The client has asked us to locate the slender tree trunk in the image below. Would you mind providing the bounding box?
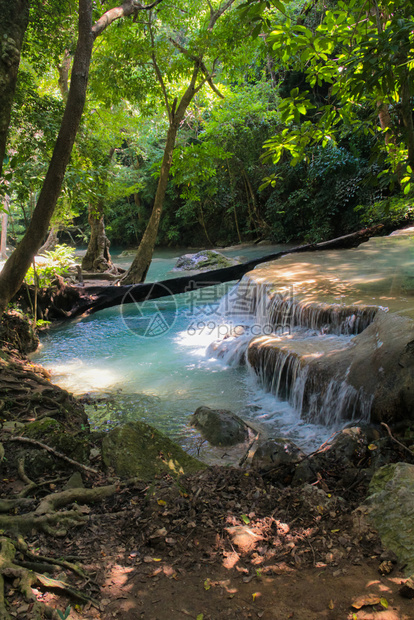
[121,64,202,284]
[0,0,30,179]
[0,0,94,314]
[82,147,115,272]
[38,226,59,255]
[0,207,9,260]
[121,121,180,283]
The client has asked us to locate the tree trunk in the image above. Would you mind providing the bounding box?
[0,0,30,178]
[38,226,59,255]
[81,203,113,272]
[0,0,94,314]
[121,122,180,284]
[82,147,116,272]
[121,64,201,285]
[0,210,8,260]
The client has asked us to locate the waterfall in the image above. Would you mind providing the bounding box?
[208,276,378,427]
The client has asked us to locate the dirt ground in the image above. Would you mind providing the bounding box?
[3,466,413,620]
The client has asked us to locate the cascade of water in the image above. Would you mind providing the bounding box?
[209,276,379,427]
[217,276,379,336]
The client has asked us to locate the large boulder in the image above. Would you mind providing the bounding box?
[101,421,205,479]
[365,462,414,574]
[173,250,240,273]
[190,406,249,446]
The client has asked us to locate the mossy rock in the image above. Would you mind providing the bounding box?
[190,406,249,446]
[173,250,240,272]
[23,417,89,464]
[365,462,414,574]
[101,421,206,480]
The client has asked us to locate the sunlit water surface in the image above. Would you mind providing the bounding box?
[33,244,333,457]
[32,231,414,458]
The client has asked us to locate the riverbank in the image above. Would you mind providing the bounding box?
[1,321,414,619]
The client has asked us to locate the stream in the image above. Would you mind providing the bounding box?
[32,230,414,460]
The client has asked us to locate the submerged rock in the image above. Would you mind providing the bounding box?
[173,250,240,272]
[365,462,414,574]
[101,421,205,479]
[190,406,249,446]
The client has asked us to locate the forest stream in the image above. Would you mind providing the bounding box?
[31,228,414,463]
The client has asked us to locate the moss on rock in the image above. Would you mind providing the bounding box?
[101,421,206,479]
[23,417,89,463]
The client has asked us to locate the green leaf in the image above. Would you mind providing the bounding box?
[380,598,389,609]
[197,615,204,620]
[241,514,250,524]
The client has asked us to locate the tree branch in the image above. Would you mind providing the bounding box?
[169,38,224,99]
[208,0,236,29]
[149,20,171,121]
[92,0,163,38]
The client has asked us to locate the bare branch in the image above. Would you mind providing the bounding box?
[92,0,163,39]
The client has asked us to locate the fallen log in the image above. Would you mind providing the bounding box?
[48,225,383,318]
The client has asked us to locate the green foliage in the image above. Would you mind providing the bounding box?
[241,0,414,191]
[57,604,71,620]
[357,194,414,229]
[264,143,383,242]
[25,245,77,288]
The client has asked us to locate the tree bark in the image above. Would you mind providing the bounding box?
[38,226,59,255]
[121,64,202,284]
[0,0,30,179]
[0,0,94,315]
[81,203,113,272]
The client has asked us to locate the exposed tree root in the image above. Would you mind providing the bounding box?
[0,535,99,619]
[35,484,117,515]
[8,436,99,475]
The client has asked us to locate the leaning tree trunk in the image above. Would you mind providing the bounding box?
[0,0,160,315]
[121,122,180,284]
[0,0,94,315]
[81,202,114,272]
[121,64,201,285]
[0,0,30,179]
